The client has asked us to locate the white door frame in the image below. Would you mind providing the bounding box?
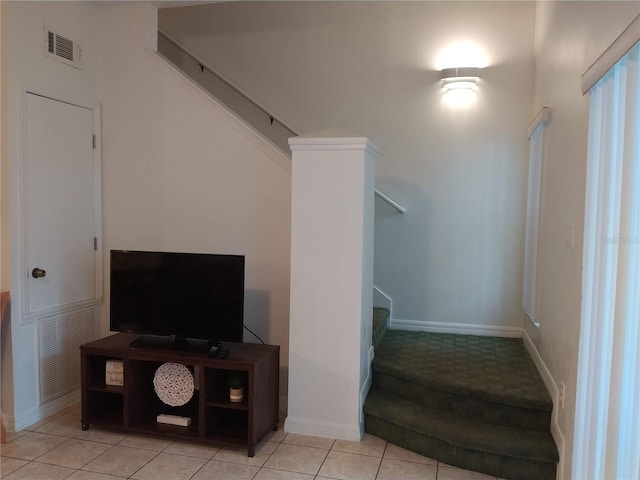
[17,83,102,324]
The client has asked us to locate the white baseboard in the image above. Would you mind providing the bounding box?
[522,330,565,480]
[279,394,289,423]
[284,415,363,441]
[551,421,566,480]
[390,318,523,338]
[13,389,80,431]
[359,345,375,425]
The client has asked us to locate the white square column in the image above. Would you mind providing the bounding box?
[285,129,377,440]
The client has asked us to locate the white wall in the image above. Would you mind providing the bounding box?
[159,1,535,334]
[96,3,292,403]
[4,0,100,429]
[3,0,292,430]
[528,2,640,478]
[158,1,535,333]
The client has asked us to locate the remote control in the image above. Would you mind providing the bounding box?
[208,343,221,357]
[217,347,229,359]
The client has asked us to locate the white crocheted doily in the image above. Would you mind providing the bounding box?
[153,362,195,407]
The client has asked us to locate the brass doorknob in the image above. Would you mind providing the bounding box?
[31,268,47,279]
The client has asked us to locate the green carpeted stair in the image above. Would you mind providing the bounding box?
[372,307,389,349]
[366,309,558,480]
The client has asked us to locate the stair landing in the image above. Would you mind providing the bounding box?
[373,330,552,411]
[365,329,558,480]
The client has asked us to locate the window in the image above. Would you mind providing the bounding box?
[523,108,549,327]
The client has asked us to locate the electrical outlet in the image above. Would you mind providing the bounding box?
[559,382,566,409]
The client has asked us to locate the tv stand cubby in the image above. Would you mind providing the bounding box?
[80,333,280,456]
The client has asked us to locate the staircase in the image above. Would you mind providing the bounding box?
[366,308,558,480]
[157,34,558,477]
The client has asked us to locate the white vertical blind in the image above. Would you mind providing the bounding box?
[573,42,640,480]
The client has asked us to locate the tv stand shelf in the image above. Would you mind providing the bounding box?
[80,333,279,457]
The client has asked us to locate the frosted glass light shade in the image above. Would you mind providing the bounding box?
[440,67,481,107]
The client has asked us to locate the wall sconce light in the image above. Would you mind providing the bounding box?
[440,67,481,106]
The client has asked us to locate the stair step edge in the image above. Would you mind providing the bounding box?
[372,371,552,433]
[364,387,559,464]
[366,415,557,480]
[372,362,553,412]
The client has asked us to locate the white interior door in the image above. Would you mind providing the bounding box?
[25,93,98,315]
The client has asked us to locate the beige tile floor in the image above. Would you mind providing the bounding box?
[1,404,507,480]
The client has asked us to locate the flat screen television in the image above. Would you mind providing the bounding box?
[110,250,245,350]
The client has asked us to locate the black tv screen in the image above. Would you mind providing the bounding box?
[110,250,244,344]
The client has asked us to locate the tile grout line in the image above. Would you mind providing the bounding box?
[307,437,333,477]
[373,441,389,480]
[252,437,286,479]
[251,434,285,478]
[159,437,215,480]
[29,436,86,469]
[124,448,162,480]
[79,441,117,472]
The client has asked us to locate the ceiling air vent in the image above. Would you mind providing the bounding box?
[44,25,83,69]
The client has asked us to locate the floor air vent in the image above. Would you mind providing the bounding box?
[44,25,83,69]
[38,307,97,405]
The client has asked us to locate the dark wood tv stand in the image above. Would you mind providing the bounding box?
[80,333,279,456]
